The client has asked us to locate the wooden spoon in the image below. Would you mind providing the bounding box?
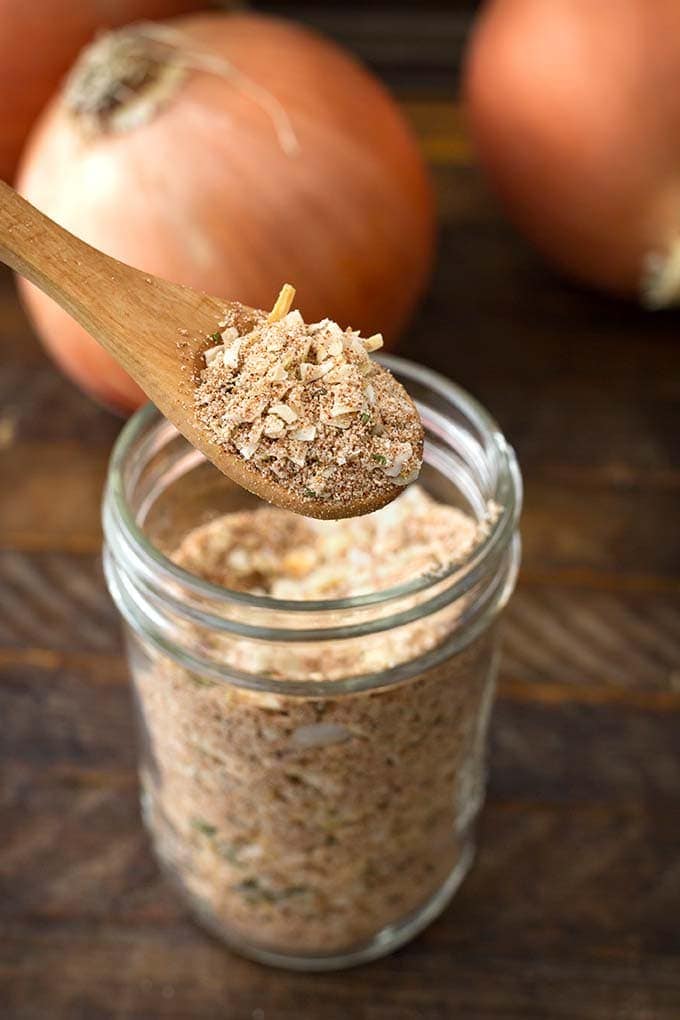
[0,180,409,520]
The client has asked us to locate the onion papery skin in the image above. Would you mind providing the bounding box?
[0,0,206,184]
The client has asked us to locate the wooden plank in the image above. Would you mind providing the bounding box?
[3,448,679,581]
[0,552,118,653]
[1,550,678,690]
[253,4,476,91]
[0,362,121,446]
[403,101,473,165]
[3,650,678,1016]
[0,662,133,773]
[1,799,679,1018]
[3,657,680,799]
[504,585,680,691]
[0,444,107,552]
[520,480,680,581]
[408,168,680,376]
[0,271,37,362]
[1,908,679,1019]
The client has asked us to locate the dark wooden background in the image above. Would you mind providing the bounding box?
[2,4,680,1018]
[256,1,481,90]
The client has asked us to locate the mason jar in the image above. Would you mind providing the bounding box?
[102,355,522,971]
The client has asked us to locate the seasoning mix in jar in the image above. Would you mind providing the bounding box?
[103,356,522,970]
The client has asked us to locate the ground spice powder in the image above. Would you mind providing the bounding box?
[133,487,500,957]
[195,306,423,504]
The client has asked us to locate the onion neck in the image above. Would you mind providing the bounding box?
[63,26,186,134]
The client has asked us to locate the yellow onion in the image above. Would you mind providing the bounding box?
[465,0,680,308]
[18,13,435,412]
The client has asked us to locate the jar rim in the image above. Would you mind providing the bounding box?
[104,355,522,615]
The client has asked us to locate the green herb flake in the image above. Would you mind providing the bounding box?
[360,412,371,425]
[233,878,309,904]
[285,885,309,898]
[209,331,221,342]
[192,818,217,838]
[188,674,217,689]
[218,842,244,866]
[303,488,317,498]
[234,878,272,904]
[372,454,388,465]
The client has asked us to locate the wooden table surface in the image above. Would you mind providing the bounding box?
[2,95,680,1018]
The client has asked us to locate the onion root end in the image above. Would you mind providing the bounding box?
[642,239,680,309]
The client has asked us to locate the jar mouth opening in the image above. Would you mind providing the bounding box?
[105,355,522,614]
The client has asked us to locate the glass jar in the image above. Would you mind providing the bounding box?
[103,355,522,971]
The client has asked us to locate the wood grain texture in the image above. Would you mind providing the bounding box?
[1,82,680,1017]
[2,664,680,1018]
[254,2,480,90]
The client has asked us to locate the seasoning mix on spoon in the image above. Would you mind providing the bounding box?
[195,285,424,508]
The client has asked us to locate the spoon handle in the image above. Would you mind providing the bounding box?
[0,179,149,364]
